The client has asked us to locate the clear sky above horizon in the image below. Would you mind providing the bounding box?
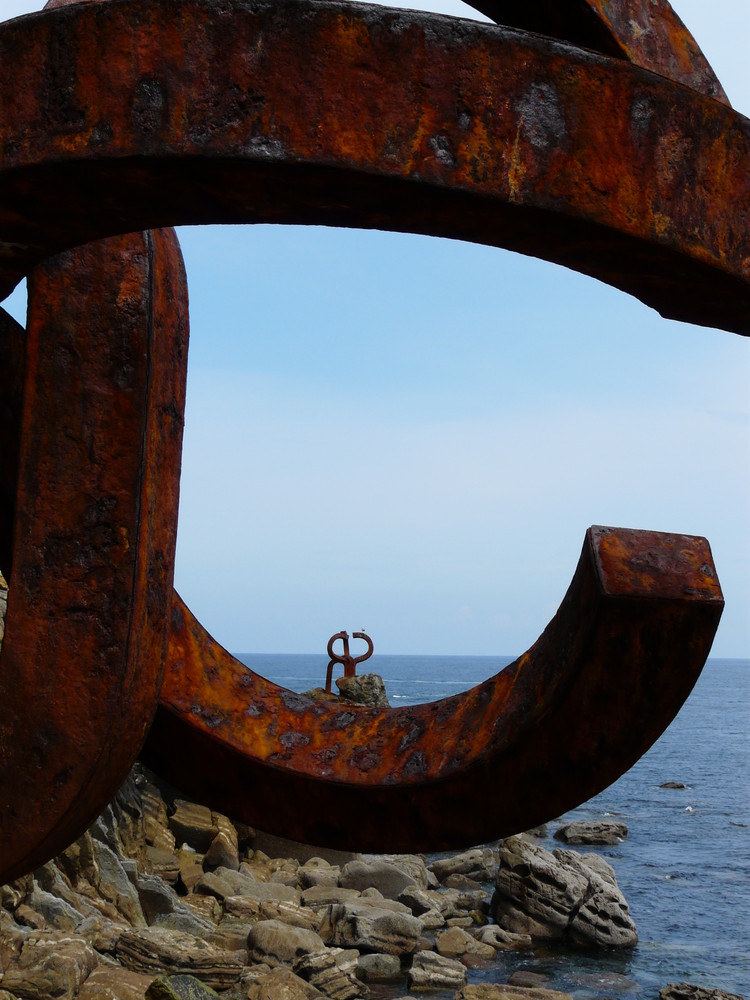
[3,0,749,658]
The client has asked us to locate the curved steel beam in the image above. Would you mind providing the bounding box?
[143,528,722,851]
[0,0,747,332]
[0,228,188,884]
[468,0,728,104]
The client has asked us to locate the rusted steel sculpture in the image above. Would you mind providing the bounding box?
[325,631,374,694]
[0,0,745,875]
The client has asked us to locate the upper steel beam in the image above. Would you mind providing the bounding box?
[0,0,748,333]
[469,0,729,103]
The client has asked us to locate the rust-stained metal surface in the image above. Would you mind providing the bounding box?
[325,630,374,694]
[0,0,741,867]
[0,0,748,332]
[0,228,189,884]
[143,528,722,851]
[474,0,729,104]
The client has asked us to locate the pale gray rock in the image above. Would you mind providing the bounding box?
[407,951,467,991]
[336,674,389,708]
[24,888,83,931]
[246,920,327,968]
[152,905,216,938]
[298,866,341,890]
[396,888,445,929]
[435,926,495,960]
[293,948,366,999]
[429,849,497,885]
[553,821,628,845]
[319,902,422,955]
[339,861,415,901]
[87,839,147,928]
[444,874,484,891]
[137,874,181,924]
[116,927,244,990]
[360,856,431,891]
[2,930,98,1000]
[356,953,402,982]
[491,837,636,949]
[474,925,532,951]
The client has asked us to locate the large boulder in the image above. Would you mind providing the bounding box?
[491,836,637,949]
[246,920,327,968]
[319,902,422,955]
[660,986,744,1000]
[339,861,415,901]
[115,927,244,990]
[1,930,98,1000]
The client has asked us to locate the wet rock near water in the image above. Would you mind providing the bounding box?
[490,836,638,949]
[660,985,745,1000]
[553,821,628,846]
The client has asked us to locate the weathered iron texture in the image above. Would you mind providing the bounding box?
[0,0,742,867]
[0,0,747,332]
[0,228,189,884]
[144,528,722,851]
[325,630,374,694]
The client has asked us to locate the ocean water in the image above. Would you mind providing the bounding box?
[237,652,749,999]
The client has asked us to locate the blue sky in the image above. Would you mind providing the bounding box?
[4,0,749,658]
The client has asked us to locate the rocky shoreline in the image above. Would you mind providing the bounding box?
[1,752,742,1000]
[0,643,744,1000]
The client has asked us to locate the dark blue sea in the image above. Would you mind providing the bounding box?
[237,653,749,999]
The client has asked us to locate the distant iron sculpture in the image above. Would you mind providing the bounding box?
[0,0,746,881]
[325,631,375,694]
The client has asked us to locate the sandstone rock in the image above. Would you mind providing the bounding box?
[145,848,181,886]
[339,861,415,900]
[429,849,497,885]
[78,965,157,999]
[138,779,176,852]
[435,927,495,961]
[355,953,401,982]
[553,821,628,845]
[491,836,637,948]
[407,951,467,991]
[247,920,327,967]
[146,973,221,998]
[457,985,574,1000]
[245,966,325,1000]
[396,889,445,929]
[336,674,389,708]
[294,948,367,999]
[301,888,362,911]
[444,874,484,891]
[474,925,531,951]
[204,814,240,871]
[169,802,216,853]
[319,902,422,955]
[2,930,98,1000]
[116,927,244,990]
[555,849,637,949]
[660,985,744,1000]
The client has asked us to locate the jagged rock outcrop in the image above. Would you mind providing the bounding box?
[490,836,637,949]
